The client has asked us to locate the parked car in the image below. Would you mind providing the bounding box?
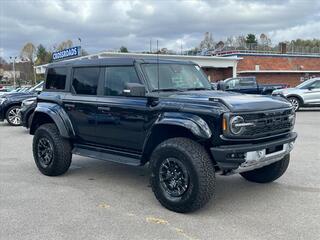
[0,86,14,96]
[218,76,288,95]
[29,58,297,213]
[0,82,43,126]
[21,97,37,129]
[272,78,320,111]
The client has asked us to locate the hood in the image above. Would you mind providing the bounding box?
[273,87,303,95]
[169,90,292,112]
[3,92,36,100]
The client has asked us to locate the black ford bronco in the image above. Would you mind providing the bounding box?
[30,58,297,213]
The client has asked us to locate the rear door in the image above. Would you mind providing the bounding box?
[95,65,148,151]
[63,67,101,144]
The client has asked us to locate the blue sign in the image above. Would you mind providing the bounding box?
[52,46,81,61]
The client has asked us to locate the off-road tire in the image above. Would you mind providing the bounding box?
[33,123,72,176]
[6,105,22,126]
[150,138,215,213]
[288,97,300,111]
[240,154,290,183]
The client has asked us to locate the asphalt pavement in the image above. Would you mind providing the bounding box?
[0,109,320,240]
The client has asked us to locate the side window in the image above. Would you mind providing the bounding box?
[105,66,141,96]
[239,78,257,89]
[310,80,320,89]
[46,67,67,90]
[72,67,100,95]
[226,79,240,90]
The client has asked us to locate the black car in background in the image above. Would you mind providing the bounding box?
[0,82,43,126]
[218,76,288,95]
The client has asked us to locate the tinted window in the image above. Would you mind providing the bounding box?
[309,80,320,89]
[239,78,257,89]
[105,66,140,96]
[226,79,240,89]
[46,68,67,90]
[72,67,100,95]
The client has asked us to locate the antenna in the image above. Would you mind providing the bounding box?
[157,40,160,93]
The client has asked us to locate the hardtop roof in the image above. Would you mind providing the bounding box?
[48,57,195,68]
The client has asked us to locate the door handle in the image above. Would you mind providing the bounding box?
[98,106,111,112]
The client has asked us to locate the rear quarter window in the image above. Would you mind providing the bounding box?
[46,67,67,90]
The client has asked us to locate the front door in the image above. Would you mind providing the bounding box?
[95,66,149,151]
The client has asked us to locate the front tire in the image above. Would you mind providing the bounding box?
[240,154,290,183]
[288,97,300,111]
[150,138,215,213]
[6,105,22,126]
[33,123,72,176]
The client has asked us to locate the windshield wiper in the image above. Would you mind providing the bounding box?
[152,88,185,92]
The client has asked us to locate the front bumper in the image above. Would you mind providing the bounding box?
[211,132,297,173]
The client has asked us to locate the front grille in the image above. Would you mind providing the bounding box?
[240,109,294,138]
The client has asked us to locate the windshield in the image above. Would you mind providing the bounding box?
[142,64,211,91]
[28,81,44,93]
[296,78,319,89]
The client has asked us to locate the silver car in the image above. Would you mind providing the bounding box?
[273,78,320,111]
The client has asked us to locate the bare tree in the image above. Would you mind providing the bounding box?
[20,42,36,62]
[199,32,215,51]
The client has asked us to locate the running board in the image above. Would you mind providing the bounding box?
[72,144,142,166]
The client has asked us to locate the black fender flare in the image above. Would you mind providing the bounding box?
[152,112,212,139]
[30,102,75,138]
[141,112,212,162]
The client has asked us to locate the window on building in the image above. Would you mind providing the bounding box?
[72,67,100,95]
[105,66,141,96]
[46,67,67,90]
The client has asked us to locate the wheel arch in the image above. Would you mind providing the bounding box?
[141,112,212,164]
[286,94,304,105]
[30,103,75,139]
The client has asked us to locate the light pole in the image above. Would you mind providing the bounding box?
[9,56,17,88]
[78,37,82,56]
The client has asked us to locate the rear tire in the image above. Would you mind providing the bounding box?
[240,154,290,183]
[33,123,72,176]
[150,138,215,213]
[6,105,22,126]
[288,97,300,111]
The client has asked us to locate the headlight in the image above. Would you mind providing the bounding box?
[223,114,256,136]
[22,99,35,107]
[230,116,245,135]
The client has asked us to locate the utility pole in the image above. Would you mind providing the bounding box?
[9,56,17,88]
[150,39,152,53]
[78,37,82,56]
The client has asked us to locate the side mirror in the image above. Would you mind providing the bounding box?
[308,86,315,90]
[211,83,217,90]
[123,83,146,97]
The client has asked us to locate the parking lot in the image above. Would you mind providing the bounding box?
[0,109,319,240]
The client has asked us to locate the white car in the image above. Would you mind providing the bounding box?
[273,78,320,111]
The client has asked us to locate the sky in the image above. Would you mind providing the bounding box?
[1,0,320,60]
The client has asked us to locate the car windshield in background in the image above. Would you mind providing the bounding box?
[28,82,43,93]
[142,64,211,91]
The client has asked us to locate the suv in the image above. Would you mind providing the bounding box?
[273,78,320,111]
[30,58,297,213]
